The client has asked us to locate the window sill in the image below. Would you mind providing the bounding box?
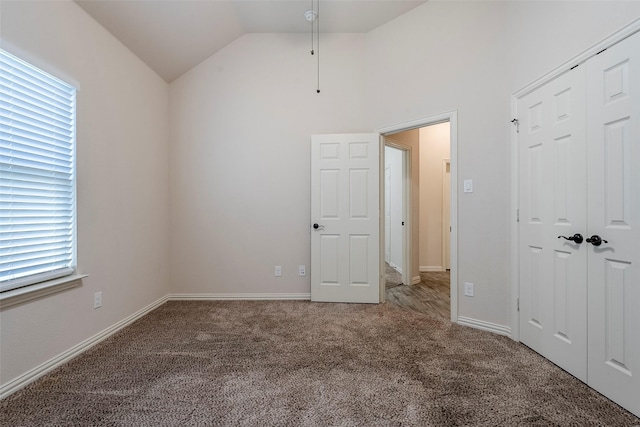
[0,274,88,310]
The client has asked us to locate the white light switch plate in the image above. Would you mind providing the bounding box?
[464,179,473,193]
[464,282,474,297]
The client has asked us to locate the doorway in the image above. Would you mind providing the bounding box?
[380,116,456,322]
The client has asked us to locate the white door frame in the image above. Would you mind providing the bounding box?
[510,18,640,342]
[383,142,411,288]
[377,111,459,322]
[442,159,451,271]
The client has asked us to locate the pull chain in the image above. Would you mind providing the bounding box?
[316,0,320,93]
[310,0,314,55]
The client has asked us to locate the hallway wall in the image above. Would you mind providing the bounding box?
[419,123,450,271]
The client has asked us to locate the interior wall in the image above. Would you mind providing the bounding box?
[365,1,640,327]
[169,33,370,295]
[384,147,403,273]
[0,0,170,386]
[384,129,420,283]
[419,122,450,271]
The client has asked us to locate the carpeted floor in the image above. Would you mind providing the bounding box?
[1,301,639,426]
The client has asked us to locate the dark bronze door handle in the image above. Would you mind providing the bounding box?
[586,235,608,246]
[557,233,584,244]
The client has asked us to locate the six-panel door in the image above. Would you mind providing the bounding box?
[311,134,380,303]
[518,66,588,382]
[585,32,640,417]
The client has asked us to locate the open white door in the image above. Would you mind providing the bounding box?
[311,133,380,303]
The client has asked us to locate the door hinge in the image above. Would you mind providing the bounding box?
[517,208,520,222]
[517,298,520,312]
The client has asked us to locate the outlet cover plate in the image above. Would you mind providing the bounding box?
[93,291,102,308]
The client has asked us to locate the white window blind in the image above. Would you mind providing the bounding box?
[0,49,77,293]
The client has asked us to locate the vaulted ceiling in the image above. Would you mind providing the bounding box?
[75,0,427,82]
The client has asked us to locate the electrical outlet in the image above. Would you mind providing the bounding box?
[464,282,474,297]
[93,291,102,309]
[274,266,282,277]
[299,265,306,276]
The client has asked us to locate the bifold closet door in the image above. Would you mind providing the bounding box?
[585,31,640,417]
[518,66,588,382]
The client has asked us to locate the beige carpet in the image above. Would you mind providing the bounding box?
[2,301,639,426]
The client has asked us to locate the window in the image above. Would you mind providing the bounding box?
[1,49,77,293]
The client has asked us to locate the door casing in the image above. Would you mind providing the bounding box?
[377,111,459,322]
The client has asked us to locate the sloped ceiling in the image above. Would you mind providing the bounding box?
[75,0,427,82]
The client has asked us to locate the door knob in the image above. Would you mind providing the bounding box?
[586,235,608,246]
[313,223,324,230]
[557,233,584,244]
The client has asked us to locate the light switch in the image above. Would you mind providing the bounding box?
[464,179,473,193]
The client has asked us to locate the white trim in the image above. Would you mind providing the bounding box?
[514,18,640,99]
[510,85,520,342]
[458,316,511,337]
[376,113,451,136]
[168,293,311,301]
[376,110,458,323]
[420,266,444,272]
[0,274,88,310]
[0,294,168,399]
[510,19,640,343]
[411,276,421,285]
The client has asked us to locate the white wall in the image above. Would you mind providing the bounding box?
[169,33,369,295]
[366,1,640,327]
[0,1,170,386]
[419,123,450,271]
[385,146,404,272]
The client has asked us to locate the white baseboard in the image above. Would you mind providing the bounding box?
[457,316,511,337]
[420,266,444,272]
[0,294,169,399]
[168,293,311,301]
[412,276,421,285]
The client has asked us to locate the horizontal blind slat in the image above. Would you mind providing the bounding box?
[1,49,76,291]
[0,56,75,96]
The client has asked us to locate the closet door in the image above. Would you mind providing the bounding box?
[518,66,588,381]
[586,31,640,417]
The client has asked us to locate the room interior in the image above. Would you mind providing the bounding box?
[1,0,640,421]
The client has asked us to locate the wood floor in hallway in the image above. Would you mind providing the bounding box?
[385,271,450,320]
